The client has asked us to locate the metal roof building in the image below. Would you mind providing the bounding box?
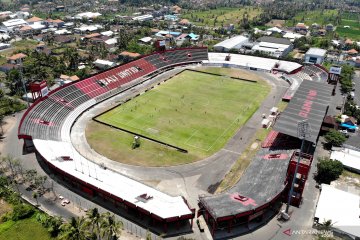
[214,35,249,52]
[273,80,333,143]
[315,184,360,239]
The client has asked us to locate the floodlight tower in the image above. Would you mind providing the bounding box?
[285,119,310,214]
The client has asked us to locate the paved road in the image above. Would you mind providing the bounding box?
[353,70,360,106]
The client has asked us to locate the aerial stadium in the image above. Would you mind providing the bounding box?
[17,47,332,238]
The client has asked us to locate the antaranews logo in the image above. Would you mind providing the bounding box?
[283,228,333,237]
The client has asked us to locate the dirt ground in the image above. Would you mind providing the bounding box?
[0,115,17,154]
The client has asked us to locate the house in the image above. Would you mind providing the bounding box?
[132,14,153,21]
[35,43,51,55]
[119,51,141,62]
[265,19,285,27]
[304,48,327,64]
[84,33,101,40]
[55,5,65,11]
[311,23,319,29]
[266,27,283,35]
[0,43,10,50]
[9,11,30,20]
[345,38,354,46]
[46,19,65,28]
[7,53,27,64]
[0,11,13,19]
[325,24,334,31]
[18,25,33,36]
[295,23,307,32]
[348,49,358,55]
[26,16,43,25]
[179,19,190,25]
[214,35,249,52]
[0,63,19,73]
[138,36,152,45]
[282,32,303,42]
[75,12,102,19]
[93,59,116,69]
[74,25,102,33]
[171,5,182,14]
[252,36,293,58]
[321,116,337,133]
[314,184,360,238]
[164,15,178,21]
[54,29,71,35]
[101,31,114,37]
[344,117,357,126]
[2,18,28,32]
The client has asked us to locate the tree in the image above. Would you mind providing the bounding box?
[32,192,38,205]
[5,69,23,96]
[324,129,346,147]
[59,217,88,240]
[315,157,343,184]
[100,212,122,240]
[86,207,101,240]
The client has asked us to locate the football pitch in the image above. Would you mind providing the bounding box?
[89,70,270,166]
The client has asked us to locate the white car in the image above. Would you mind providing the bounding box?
[61,199,70,206]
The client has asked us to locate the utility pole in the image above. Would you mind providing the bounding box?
[19,59,30,108]
[285,120,310,214]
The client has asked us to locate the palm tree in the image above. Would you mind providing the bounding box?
[58,216,88,240]
[86,208,101,240]
[100,212,122,240]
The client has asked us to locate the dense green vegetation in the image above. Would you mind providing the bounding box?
[0,155,122,240]
[315,157,344,184]
[324,129,347,148]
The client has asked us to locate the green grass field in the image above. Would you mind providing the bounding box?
[181,7,262,27]
[285,9,338,26]
[337,12,360,40]
[0,216,52,240]
[87,70,269,166]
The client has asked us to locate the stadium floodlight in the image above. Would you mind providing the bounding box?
[285,120,310,215]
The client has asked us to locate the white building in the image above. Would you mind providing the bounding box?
[252,37,293,58]
[314,184,360,239]
[132,14,153,21]
[101,30,114,37]
[283,32,303,42]
[214,35,249,52]
[1,18,28,32]
[75,12,102,19]
[93,59,116,69]
[305,48,327,64]
[330,147,360,173]
[74,24,103,33]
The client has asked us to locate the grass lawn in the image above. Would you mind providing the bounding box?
[336,21,360,40]
[0,200,12,220]
[337,12,360,40]
[12,40,38,51]
[0,216,52,240]
[88,69,269,166]
[285,9,338,26]
[340,170,360,188]
[182,7,262,27]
